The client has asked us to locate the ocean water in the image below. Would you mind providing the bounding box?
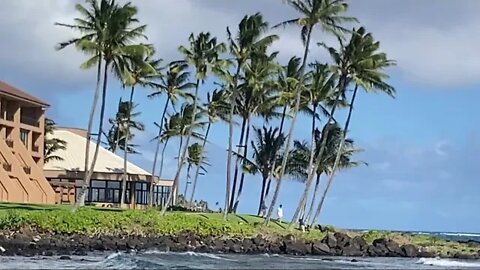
[1,252,480,269]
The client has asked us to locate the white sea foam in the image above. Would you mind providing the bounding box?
[143,250,235,261]
[439,232,480,237]
[417,258,480,268]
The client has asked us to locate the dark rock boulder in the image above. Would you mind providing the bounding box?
[342,246,364,257]
[322,234,338,249]
[401,244,419,257]
[334,232,351,248]
[372,238,402,257]
[59,255,71,260]
[283,239,309,256]
[350,236,368,251]
[253,235,267,246]
[311,242,331,255]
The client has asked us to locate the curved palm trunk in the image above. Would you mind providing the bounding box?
[225,65,242,221]
[264,26,313,224]
[184,164,191,199]
[189,122,211,204]
[229,116,247,212]
[158,139,170,179]
[75,61,110,211]
[161,80,201,215]
[305,173,322,224]
[310,85,358,226]
[149,97,170,206]
[290,104,317,226]
[232,117,251,213]
[120,86,135,208]
[74,57,102,210]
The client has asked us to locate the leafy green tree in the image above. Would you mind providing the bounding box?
[148,61,195,205]
[224,13,279,219]
[57,0,149,209]
[310,27,395,225]
[265,0,356,223]
[185,143,210,202]
[161,32,226,215]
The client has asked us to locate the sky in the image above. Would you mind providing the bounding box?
[1,0,479,233]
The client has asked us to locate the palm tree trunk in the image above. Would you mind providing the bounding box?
[149,96,170,206]
[257,174,269,216]
[158,139,169,179]
[189,122,211,204]
[305,173,322,224]
[75,60,110,211]
[74,56,102,210]
[290,104,317,226]
[184,164,191,200]
[264,26,313,224]
[120,86,135,208]
[161,80,201,215]
[310,84,359,226]
[232,117,251,213]
[178,136,184,167]
[229,116,247,212]
[225,65,242,221]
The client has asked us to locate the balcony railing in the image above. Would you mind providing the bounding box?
[23,166,31,175]
[6,139,14,148]
[20,115,39,127]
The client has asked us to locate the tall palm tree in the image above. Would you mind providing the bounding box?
[119,48,161,207]
[185,143,210,202]
[235,126,285,215]
[44,118,67,164]
[161,32,226,215]
[311,27,395,225]
[225,13,279,219]
[230,50,281,213]
[58,0,149,209]
[148,61,195,205]
[289,62,337,225]
[105,100,145,153]
[189,89,230,204]
[265,0,356,223]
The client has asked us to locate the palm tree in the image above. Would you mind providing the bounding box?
[225,13,279,219]
[310,27,395,225]
[185,143,210,203]
[235,126,285,215]
[189,89,230,204]
[148,61,195,205]
[289,62,337,225]
[104,99,144,154]
[58,0,149,209]
[230,50,281,213]
[265,0,356,223]
[161,32,226,215]
[119,48,161,207]
[44,118,67,163]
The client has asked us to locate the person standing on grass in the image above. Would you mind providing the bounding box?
[277,204,284,221]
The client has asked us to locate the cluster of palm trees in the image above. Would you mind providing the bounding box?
[56,0,395,225]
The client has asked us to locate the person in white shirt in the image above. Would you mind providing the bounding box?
[277,204,284,221]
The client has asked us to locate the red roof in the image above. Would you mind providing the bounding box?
[0,81,49,107]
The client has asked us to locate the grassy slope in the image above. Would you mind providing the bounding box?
[0,203,478,257]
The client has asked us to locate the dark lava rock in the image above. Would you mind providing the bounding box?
[283,239,309,256]
[372,238,402,257]
[322,234,338,248]
[401,244,419,257]
[350,236,368,251]
[253,235,267,246]
[311,242,331,255]
[334,232,351,248]
[59,255,71,260]
[351,259,358,262]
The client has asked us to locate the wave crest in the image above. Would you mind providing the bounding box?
[417,258,480,268]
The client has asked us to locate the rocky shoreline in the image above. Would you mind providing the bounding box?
[1,230,479,259]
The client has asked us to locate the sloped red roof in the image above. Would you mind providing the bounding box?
[0,81,49,107]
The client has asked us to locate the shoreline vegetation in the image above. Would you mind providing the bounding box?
[0,204,479,259]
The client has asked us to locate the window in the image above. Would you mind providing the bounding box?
[20,129,28,146]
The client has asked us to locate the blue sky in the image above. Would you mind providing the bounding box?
[1,0,479,233]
